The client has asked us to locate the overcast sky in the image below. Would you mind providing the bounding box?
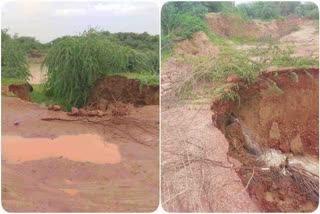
[1,0,159,43]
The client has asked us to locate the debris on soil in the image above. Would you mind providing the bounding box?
[79,108,87,116]
[70,107,79,116]
[87,110,98,116]
[161,105,259,212]
[97,110,106,117]
[111,102,130,117]
[53,105,61,111]
[48,104,54,110]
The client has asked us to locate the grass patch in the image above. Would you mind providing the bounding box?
[229,37,256,44]
[30,84,64,109]
[1,78,26,85]
[208,33,227,45]
[209,33,256,45]
[107,72,159,86]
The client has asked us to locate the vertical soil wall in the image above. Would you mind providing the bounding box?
[211,67,319,212]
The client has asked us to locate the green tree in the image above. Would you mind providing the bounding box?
[1,29,30,80]
[261,3,281,19]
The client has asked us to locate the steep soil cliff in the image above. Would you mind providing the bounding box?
[211,67,319,212]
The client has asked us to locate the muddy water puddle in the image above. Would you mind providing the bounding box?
[2,134,121,164]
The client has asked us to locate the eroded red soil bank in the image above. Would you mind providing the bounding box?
[86,75,159,110]
[211,67,319,212]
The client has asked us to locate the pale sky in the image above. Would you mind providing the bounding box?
[1,0,159,43]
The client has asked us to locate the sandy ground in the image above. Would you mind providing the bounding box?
[235,20,319,59]
[1,96,159,212]
[280,20,319,59]
[161,34,259,212]
[161,102,259,212]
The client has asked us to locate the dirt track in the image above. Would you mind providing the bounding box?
[161,103,259,212]
[2,96,159,212]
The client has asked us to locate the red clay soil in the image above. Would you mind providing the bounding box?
[211,67,319,212]
[1,96,159,212]
[86,75,159,110]
[212,66,319,156]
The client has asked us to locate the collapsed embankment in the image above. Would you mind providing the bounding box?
[4,75,159,114]
[86,75,159,111]
[211,67,319,212]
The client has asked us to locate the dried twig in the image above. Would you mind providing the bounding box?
[245,168,255,190]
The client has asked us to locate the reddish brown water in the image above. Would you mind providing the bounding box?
[2,134,121,164]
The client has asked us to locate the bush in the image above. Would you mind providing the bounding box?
[305,8,319,20]
[1,30,30,80]
[161,11,209,50]
[175,13,209,39]
[261,3,281,19]
[41,31,130,109]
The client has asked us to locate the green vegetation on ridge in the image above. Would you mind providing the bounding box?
[176,42,318,101]
[161,1,319,53]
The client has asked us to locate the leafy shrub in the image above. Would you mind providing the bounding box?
[261,3,281,19]
[1,29,30,80]
[305,8,319,20]
[111,32,159,52]
[41,31,130,109]
[161,2,209,50]
[175,13,209,39]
